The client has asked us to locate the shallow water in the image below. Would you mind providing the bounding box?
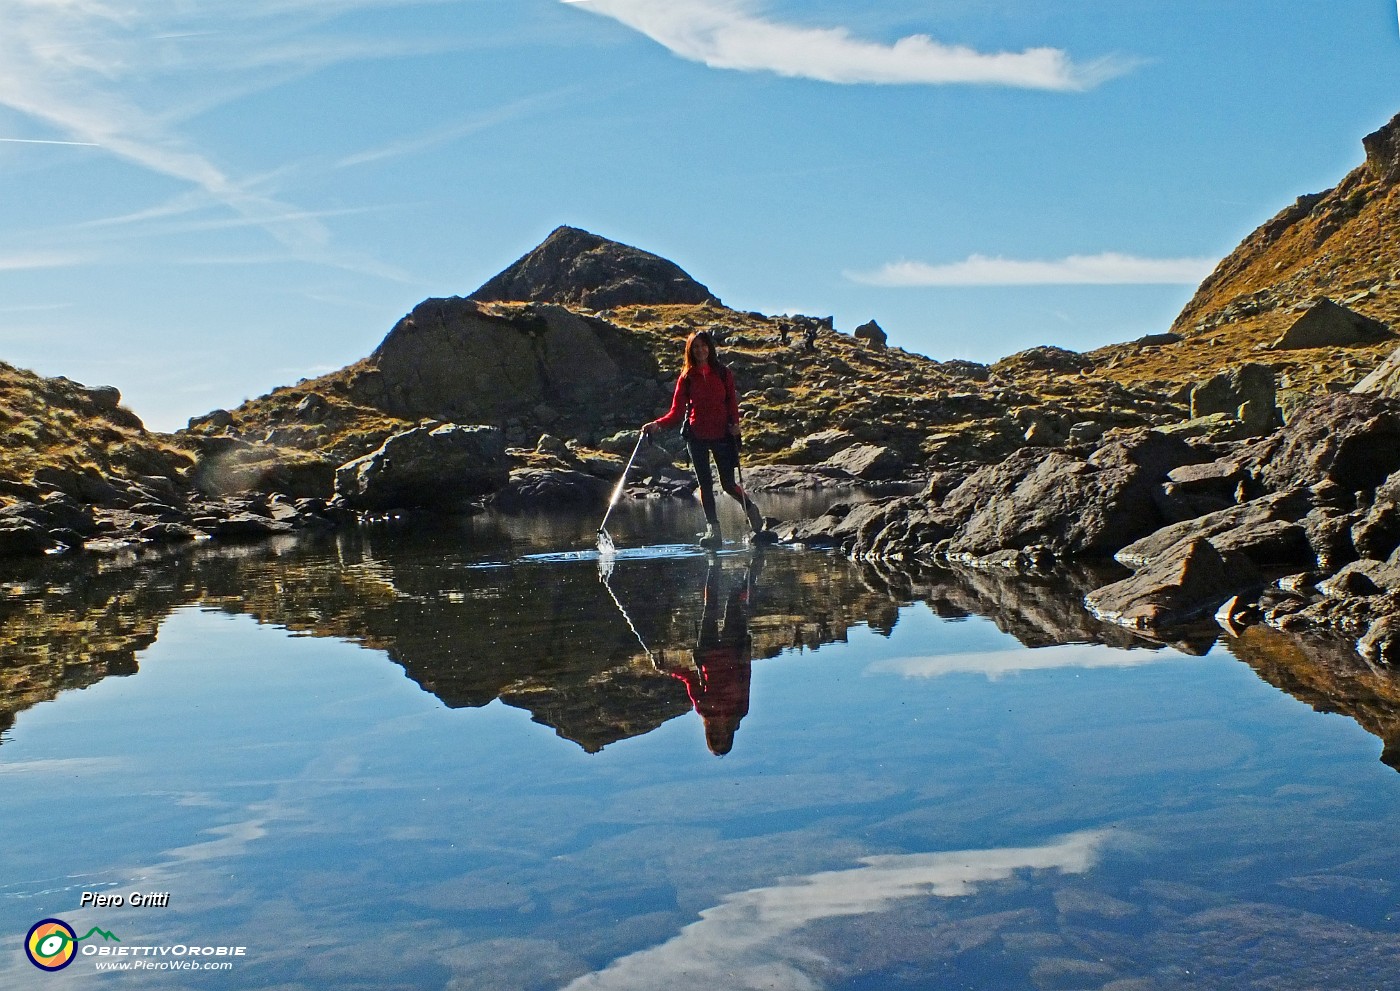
[3,500,1400,988]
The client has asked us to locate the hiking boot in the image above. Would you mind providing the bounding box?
[701,522,722,545]
[745,501,764,533]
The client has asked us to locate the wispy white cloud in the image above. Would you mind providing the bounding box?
[0,0,461,275]
[868,643,1183,681]
[847,252,1217,286]
[562,831,1110,991]
[0,250,89,271]
[335,88,578,169]
[0,136,99,145]
[561,0,1131,90]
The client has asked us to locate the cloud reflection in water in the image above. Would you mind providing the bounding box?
[868,643,1187,681]
[561,831,1109,991]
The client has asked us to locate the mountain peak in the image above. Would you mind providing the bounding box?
[468,225,721,310]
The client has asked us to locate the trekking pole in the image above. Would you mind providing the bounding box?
[735,438,777,545]
[597,431,648,535]
[599,567,656,665]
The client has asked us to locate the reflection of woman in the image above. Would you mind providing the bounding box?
[662,553,762,755]
[642,330,764,547]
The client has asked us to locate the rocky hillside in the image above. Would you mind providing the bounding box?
[0,361,193,503]
[1087,112,1400,395]
[190,298,1188,485]
[193,112,1400,491]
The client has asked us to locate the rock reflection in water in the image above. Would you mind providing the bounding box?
[6,510,1400,769]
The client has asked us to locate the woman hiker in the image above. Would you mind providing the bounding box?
[642,330,767,548]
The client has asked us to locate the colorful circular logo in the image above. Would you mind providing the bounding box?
[25,918,77,971]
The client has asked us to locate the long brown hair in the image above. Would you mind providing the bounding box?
[682,330,726,377]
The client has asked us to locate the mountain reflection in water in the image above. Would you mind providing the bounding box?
[4,498,1400,766]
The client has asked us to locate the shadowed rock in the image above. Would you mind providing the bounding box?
[1115,488,1314,569]
[335,424,509,511]
[1272,298,1392,351]
[469,225,720,310]
[349,298,664,438]
[1258,393,1400,493]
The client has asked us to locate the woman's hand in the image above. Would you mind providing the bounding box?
[642,421,657,437]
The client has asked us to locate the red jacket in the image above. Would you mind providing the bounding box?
[654,364,740,442]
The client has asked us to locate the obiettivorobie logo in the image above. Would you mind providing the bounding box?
[24,918,120,971]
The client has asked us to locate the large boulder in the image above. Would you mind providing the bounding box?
[1353,343,1400,398]
[491,467,610,509]
[787,429,857,464]
[1188,363,1280,433]
[1086,537,1264,631]
[818,444,904,481]
[852,319,887,349]
[942,447,1161,563]
[348,298,660,438]
[335,424,509,511]
[468,226,720,310]
[1115,489,1314,570]
[1271,298,1392,350]
[1258,393,1400,493]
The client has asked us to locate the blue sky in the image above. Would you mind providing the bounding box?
[1,0,1397,432]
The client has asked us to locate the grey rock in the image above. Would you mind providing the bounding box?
[535,434,570,457]
[191,405,235,428]
[788,429,856,464]
[1259,393,1400,493]
[1304,506,1362,572]
[1086,537,1264,631]
[0,520,54,557]
[203,513,295,538]
[818,444,904,481]
[353,298,659,439]
[1115,489,1313,569]
[335,424,509,511]
[468,225,720,309]
[1354,343,1400,398]
[1272,297,1392,350]
[295,394,329,421]
[1189,363,1280,433]
[739,464,864,491]
[1068,421,1105,443]
[492,467,610,509]
[943,449,1161,562]
[852,319,887,349]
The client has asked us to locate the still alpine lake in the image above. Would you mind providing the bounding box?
[3,495,1400,989]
